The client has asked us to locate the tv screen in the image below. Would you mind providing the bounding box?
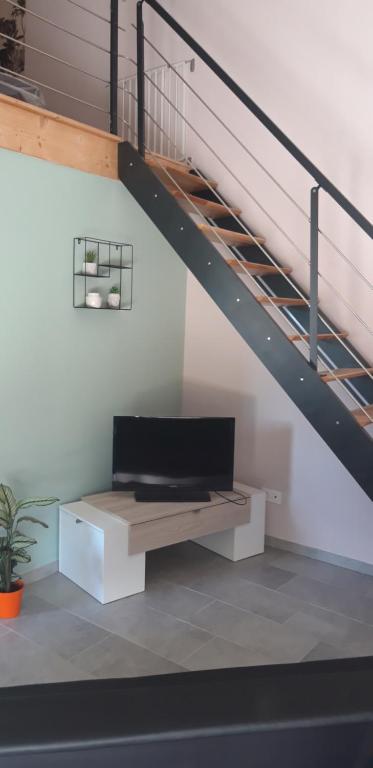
[112,416,235,492]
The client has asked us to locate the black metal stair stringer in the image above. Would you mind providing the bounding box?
[119,142,373,501]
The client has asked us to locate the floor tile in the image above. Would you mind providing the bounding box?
[146,542,221,587]
[271,552,373,593]
[0,632,93,687]
[86,599,212,664]
[147,541,219,578]
[285,603,373,647]
[279,575,373,624]
[142,577,213,621]
[5,596,108,659]
[233,562,295,589]
[29,573,101,620]
[234,583,303,622]
[185,561,303,623]
[240,547,289,567]
[183,637,272,671]
[301,642,352,662]
[191,600,317,663]
[72,633,184,679]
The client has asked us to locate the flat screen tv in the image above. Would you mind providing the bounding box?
[112,416,235,502]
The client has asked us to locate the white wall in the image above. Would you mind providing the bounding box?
[183,274,373,565]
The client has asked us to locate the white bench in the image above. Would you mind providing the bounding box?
[59,482,265,604]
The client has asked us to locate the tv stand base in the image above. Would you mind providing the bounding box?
[59,483,266,603]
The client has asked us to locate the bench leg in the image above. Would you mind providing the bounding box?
[192,486,266,562]
[103,522,146,603]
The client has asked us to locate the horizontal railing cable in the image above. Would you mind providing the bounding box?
[138,30,373,293]
[0,64,108,114]
[64,0,126,32]
[121,55,194,82]
[3,0,112,55]
[318,226,373,290]
[0,31,109,83]
[133,69,373,344]
[120,103,373,412]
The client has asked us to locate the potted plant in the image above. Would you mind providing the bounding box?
[83,249,97,276]
[85,291,102,309]
[108,286,120,309]
[0,484,58,619]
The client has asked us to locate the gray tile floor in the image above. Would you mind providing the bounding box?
[2,543,373,686]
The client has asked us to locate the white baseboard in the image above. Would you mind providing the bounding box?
[266,535,373,577]
[22,560,58,585]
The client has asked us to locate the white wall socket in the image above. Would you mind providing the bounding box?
[263,488,282,505]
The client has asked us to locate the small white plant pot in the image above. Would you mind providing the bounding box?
[86,291,102,309]
[83,262,97,276]
[108,292,121,309]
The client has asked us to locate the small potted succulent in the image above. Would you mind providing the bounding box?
[0,484,58,618]
[83,249,97,276]
[108,286,121,309]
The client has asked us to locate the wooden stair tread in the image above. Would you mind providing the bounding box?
[171,190,241,219]
[149,162,217,194]
[227,259,292,276]
[352,404,373,428]
[198,223,265,247]
[320,367,373,383]
[257,296,307,307]
[288,332,348,342]
[146,153,191,174]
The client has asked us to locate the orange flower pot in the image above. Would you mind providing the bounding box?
[0,580,24,619]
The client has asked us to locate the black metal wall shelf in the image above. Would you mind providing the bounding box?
[73,237,133,310]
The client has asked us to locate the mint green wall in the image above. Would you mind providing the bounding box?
[0,148,186,573]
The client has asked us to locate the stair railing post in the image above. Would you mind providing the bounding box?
[309,185,320,369]
[137,1,146,157]
[110,0,119,134]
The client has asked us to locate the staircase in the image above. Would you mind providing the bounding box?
[119,0,373,501]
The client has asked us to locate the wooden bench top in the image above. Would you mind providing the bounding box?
[82,488,250,526]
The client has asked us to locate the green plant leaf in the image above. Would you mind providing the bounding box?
[0,485,17,520]
[16,496,58,512]
[11,533,37,550]
[16,515,49,528]
[11,551,31,564]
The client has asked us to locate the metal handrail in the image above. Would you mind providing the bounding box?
[135,67,373,344]
[139,30,373,293]
[134,0,373,379]
[142,0,373,240]
[124,118,373,423]
[121,96,373,413]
